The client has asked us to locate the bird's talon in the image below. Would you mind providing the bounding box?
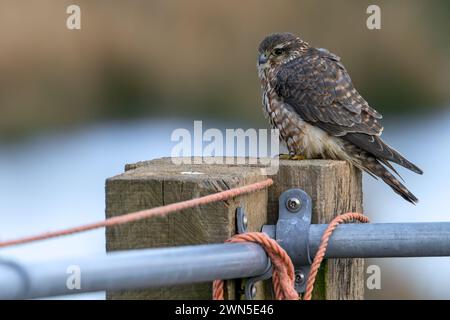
[278,154,291,160]
[278,154,306,161]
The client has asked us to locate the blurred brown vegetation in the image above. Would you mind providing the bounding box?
[0,0,449,139]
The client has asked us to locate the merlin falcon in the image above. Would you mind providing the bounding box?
[257,32,423,204]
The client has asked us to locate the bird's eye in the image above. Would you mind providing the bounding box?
[273,48,284,55]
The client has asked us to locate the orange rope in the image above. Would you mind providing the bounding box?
[213,232,298,300]
[213,212,369,300]
[0,178,273,248]
[303,212,369,300]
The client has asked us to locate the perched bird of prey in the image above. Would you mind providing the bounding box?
[257,32,423,203]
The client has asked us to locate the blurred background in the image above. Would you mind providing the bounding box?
[0,0,449,299]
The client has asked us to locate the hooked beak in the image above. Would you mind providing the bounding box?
[258,53,268,65]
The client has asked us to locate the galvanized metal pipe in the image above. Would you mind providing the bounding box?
[309,222,450,258]
[1,222,450,299]
[0,242,269,299]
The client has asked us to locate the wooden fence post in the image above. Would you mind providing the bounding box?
[105,157,364,300]
[105,157,270,299]
[267,159,364,300]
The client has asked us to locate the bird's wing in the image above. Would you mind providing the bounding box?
[274,48,422,174]
[274,47,382,136]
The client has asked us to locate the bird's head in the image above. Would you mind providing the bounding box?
[257,32,309,70]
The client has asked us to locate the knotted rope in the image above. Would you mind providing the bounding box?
[213,212,369,300]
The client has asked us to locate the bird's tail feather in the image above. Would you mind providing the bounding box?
[380,139,423,175]
[365,158,418,204]
[372,136,423,175]
[346,134,423,175]
[348,146,419,204]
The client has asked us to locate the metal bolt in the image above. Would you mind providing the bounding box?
[250,284,257,299]
[295,270,305,285]
[286,197,302,212]
[242,214,248,231]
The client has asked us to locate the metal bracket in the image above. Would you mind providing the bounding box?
[272,188,313,293]
[237,189,313,298]
[236,207,273,300]
[243,259,273,300]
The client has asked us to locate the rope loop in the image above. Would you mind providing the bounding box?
[213,232,298,300]
[213,212,369,300]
